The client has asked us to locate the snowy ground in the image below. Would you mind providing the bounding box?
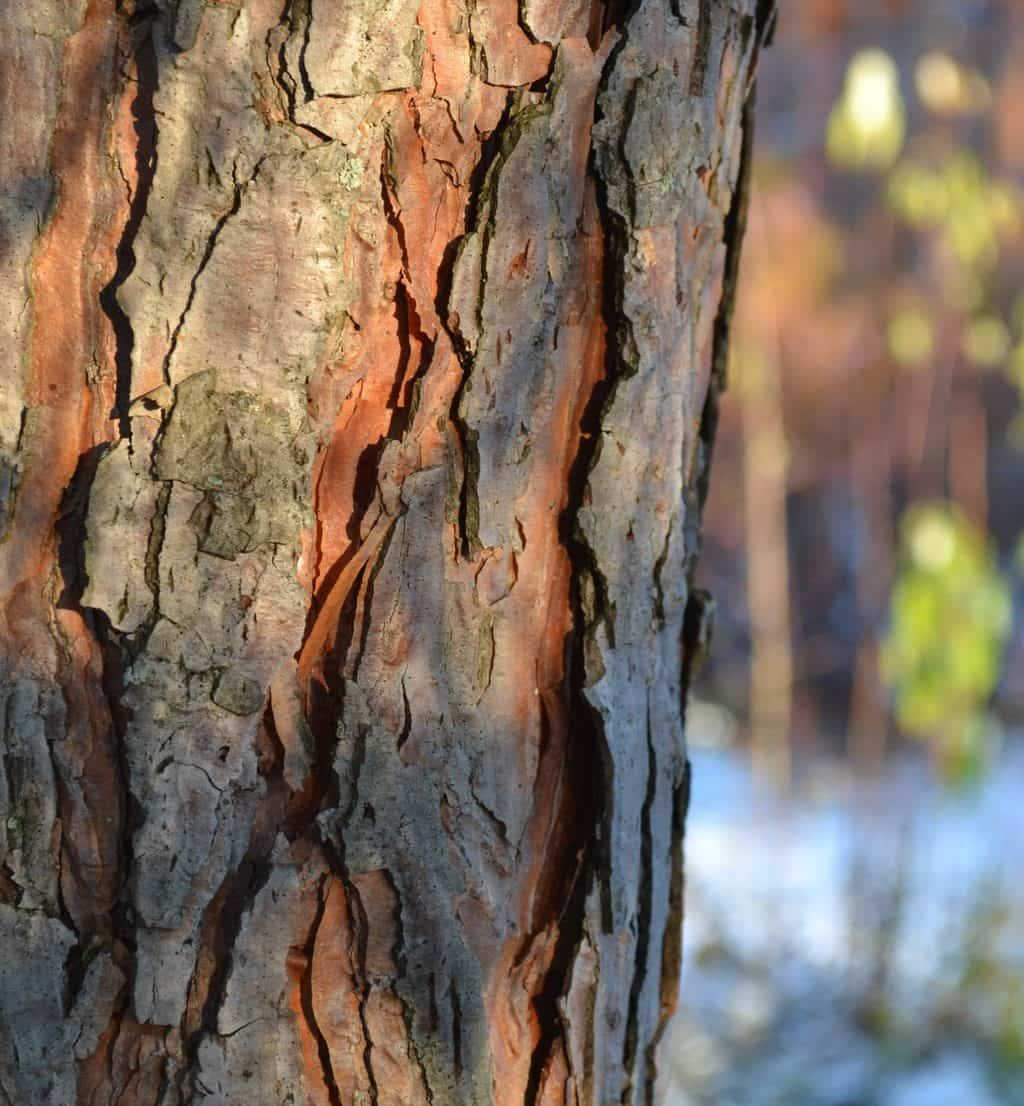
[663,726,1024,1106]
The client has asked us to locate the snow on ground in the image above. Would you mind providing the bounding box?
[663,732,1024,1106]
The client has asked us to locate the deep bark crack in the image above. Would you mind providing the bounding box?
[441,93,516,558]
[301,875,343,1106]
[620,700,658,1105]
[99,11,159,443]
[687,0,712,97]
[643,758,690,1106]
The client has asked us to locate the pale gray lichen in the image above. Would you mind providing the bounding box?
[338,153,365,191]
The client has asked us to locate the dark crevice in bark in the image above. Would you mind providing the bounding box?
[397,674,412,753]
[690,86,756,617]
[526,17,652,1099]
[54,449,111,880]
[179,853,278,1097]
[600,0,635,37]
[688,0,712,97]
[300,876,343,1106]
[380,152,438,433]
[160,158,265,387]
[386,281,424,438]
[340,722,368,833]
[50,460,140,1103]
[348,442,390,548]
[643,757,690,1106]
[346,524,395,684]
[527,57,661,1103]
[95,606,139,946]
[99,8,159,443]
[621,703,658,1105]
[125,481,170,662]
[177,705,288,1099]
[707,87,756,409]
[382,866,405,971]
[555,11,648,942]
[269,0,327,141]
[441,94,516,557]
[521,687,602,1106]
[402,996,436,1105]
[0,866,22,908]
[757,0,778,47]
[55,444,107,632]
[60,914,90,1019]
[652,517,674,629]
[383,868,435,1098]
[300,560,369,829]
[448,977,463,1076]
[447,89,560,555]
[436,93,512,344]
[296,119,334,143]
[271,0,300,116]
[468,775,511,849]
[295,0,316,103]
[452,417,482,557]
[349,885,381,1106]
[188,845,276,1023]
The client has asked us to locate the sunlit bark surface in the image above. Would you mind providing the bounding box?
[0,1,770,1102]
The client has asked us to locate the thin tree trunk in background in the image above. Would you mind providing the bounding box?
[949,354,989,529]
[0,2,770,1103]
[742,342,792,789]
[847,359,894,775]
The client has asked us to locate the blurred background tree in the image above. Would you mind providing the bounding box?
[673,7,1024,1106]
[696,0,1024,788]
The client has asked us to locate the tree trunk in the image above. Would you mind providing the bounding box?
[0,2,770,1103]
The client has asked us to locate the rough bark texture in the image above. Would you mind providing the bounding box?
[0,1,771,1103]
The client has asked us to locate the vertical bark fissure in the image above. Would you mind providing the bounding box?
[179,840,278,1096]
[705,88,756,437]
[98,9,159,443]
[449,975,464,1076]
[379,138,438,426]
[620,700,658,1104]
[176,701,290,1097]
[128,480,170,659]
[445,96,518,557]
[271,0,300,118]
[521,25,650,1085]
[301,875,344,1106]
[296,0,316,103]
[269,0,330,141]
[350,885,381,1106]
[687,0,712,96]
[643,758,691,1106]
[53,447,129,980]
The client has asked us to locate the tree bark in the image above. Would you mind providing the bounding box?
[0,1,771,1103]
